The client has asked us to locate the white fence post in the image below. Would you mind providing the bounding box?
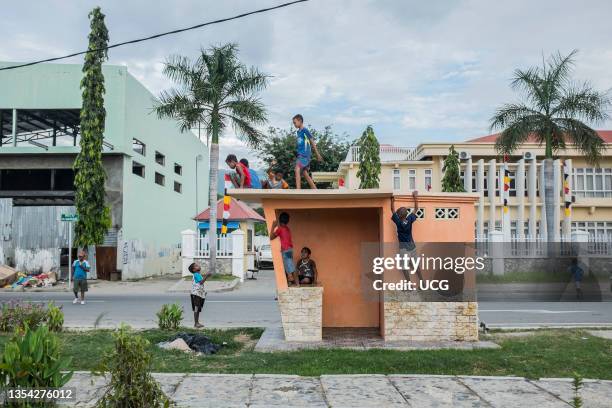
[489,230,505,276]
[181,229,197,277]
[231,229,245,282]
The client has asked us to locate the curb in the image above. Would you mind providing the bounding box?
[166,278,240,294]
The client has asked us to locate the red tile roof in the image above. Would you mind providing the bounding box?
[466,130,612,143]
[195,197,265,222]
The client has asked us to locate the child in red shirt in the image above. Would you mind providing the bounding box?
[225,154,252,188]
[270,212,299,286]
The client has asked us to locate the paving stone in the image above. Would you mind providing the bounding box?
[587,330,612,340]
[532,379,612,408]
[458,377,565,408]
[152,373,187,399]
[249,374,327,407]
[389,375,488,407]
[59,372,108,407]
[172,374,252,407]
[321,375,408,407]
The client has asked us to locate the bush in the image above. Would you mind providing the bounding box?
[0,301,65,333]
[156,303,183,330]
[96,324,170,408]
[47,302,64,332]
[0,325,73,401]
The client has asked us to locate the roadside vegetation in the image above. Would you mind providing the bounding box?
[0,328,609,379]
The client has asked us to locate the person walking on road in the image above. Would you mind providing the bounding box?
[72,250,90,305]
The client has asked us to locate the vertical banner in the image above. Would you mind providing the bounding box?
[221,174,232,234]
[563,160,571,217]
[502,156,510,215]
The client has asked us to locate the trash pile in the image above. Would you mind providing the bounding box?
[7,271,57,289]
[157,332,223,355]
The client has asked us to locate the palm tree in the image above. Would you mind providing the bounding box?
[491,50,609,242]
[155,44,268,273]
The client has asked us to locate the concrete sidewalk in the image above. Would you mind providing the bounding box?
[4,275,240,294]
[63,372,611,407]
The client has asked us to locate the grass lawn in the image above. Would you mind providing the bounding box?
[0,328,610,379]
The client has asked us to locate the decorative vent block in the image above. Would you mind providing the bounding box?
[435,208,459,219]
[406,208,425,219]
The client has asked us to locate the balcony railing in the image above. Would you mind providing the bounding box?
[345,145,418,163]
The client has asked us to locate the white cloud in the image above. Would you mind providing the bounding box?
[1,0,611,155]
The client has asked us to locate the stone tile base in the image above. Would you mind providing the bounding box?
[277,287,323,341]
[384,300,478,342]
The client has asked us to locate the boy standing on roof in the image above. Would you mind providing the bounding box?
[292,114,322,190]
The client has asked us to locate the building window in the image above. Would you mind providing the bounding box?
[247,229,253,252]
[132,138,146,156]
[408,169,416,190]
[155,172,165,186]
[132,161,145,178]
[155,151,165,166]
[174,181,182,193]
[392,169,400,190]
[174,163,182,175]
[573,168,612,198]
[424,169,432,191]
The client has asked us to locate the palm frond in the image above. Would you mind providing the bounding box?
[226,67,270,97]
[228,114,266,148]
[511,68,546,111]
[223,97,267,123]
[554,118,606,164]
[154,88,202,132]
[543,50,577,98]
[490,104,543,131]
[163,55,197,88]
[553,83,611,123]
[494,115,543,155]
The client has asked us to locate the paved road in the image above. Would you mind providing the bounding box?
[65,372,612,407]
[1,269,611,329]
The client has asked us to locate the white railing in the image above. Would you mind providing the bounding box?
[589,235,612,256]
[196,234,233,258]
[345,145,418,163]
[476,233,612,256]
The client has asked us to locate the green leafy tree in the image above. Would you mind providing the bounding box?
[491,50,610,241]
[256,125,351,188]
[155,44,268,274]
[73,7,112,247]
[356,125,381,189]
[441,145,465,192]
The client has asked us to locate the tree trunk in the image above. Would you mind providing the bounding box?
[208,143,219,274]
[543,158,556,254]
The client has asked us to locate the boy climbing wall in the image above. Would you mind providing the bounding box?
[292,114,322,189]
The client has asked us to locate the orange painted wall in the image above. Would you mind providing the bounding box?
[262,194,478,328]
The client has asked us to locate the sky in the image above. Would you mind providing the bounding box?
[1,0,612,168]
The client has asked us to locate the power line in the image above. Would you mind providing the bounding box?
[0,0,309,72]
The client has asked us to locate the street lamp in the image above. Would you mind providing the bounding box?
[195,154,204,234]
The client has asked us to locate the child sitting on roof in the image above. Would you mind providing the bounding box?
[226,154,251,188]
[264,164,289,189]
[240,158,262,188]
